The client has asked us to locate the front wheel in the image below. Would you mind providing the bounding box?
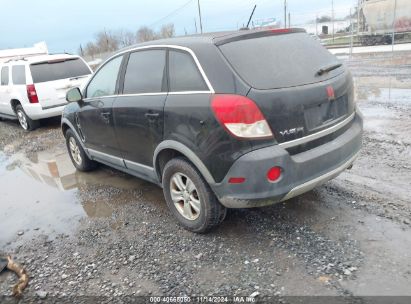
[65,129,97,171]
[15,105,39,131]
[162,157,226,233]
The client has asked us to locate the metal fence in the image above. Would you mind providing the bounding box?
[288,0,411,60]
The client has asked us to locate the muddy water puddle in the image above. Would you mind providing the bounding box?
[357,87,411,105]
[255,189,411,295]
[0,148,165,248]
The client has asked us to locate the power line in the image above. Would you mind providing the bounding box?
[149,0,195,28]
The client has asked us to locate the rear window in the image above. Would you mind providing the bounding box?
[219,32,342,89]
[30,58,91,83]
[12,65,26,85]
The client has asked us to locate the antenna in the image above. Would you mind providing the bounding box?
[246,5,257,29]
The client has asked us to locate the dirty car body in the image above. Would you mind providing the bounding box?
[61,28,363,232]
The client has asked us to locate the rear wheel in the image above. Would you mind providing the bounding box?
[65,129,97,171]
[15,105,39,131]
[162,157,226,233]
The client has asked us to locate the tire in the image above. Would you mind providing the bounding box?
[15,104,40,131]
[65,129,97,172]
[162,157,226,233]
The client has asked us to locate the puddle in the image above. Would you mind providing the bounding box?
[358,104,399,134]
[0,148,164,248]
[353,74,411,137]
[356,87,411,105]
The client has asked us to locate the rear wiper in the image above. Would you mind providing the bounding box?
[70,75,88,81]
[316,63,342,76]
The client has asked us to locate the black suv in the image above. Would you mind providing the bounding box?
[62,29,363,233]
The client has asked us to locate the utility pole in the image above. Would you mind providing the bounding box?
[197,0,203,34]
[349,8,353,59]
[392,0,397,54]
[288,12,291,28]
[357,0,361,34]
[332,0,335,43]
[284,0,287,28]
[194,19,198,34]
[79,44,83,57]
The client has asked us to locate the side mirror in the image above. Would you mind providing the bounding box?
[66,87,83,103]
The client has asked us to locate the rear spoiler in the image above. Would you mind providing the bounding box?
[214,28,306,46]
[30,57,78,65]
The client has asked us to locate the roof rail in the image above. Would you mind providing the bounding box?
[1,52,49,63]
[48,52,73,56]
[4,56,29,63]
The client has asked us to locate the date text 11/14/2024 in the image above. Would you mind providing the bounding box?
[149,296,257,303]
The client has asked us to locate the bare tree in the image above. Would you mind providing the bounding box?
[94,30,119,53]
[79,23,175,58]
[316,16,332,23]
[114,29,137,48]
[83,42,99,58]
[160,23,175,39]
[137,26,157,42]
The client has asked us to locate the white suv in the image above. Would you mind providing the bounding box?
[0,54,92,130]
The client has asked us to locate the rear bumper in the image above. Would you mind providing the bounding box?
[23,103,66,120]
[211,110,363,208]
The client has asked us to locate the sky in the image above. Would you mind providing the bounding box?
[0,0,356,53]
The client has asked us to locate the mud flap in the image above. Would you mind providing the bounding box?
[0,257,7,273]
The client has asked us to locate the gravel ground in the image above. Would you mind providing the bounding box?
[0,52,410,303]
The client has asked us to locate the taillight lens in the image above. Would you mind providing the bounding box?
[270,28,290,34]
[211,94,273,139]
[228,177,246,184]
[267,166,282,182]
[26,84,39,103]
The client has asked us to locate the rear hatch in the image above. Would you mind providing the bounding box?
[30,58,91,109]
[217,29,355,144]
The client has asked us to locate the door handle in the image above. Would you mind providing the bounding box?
[144,112,160,121]
[144,112,159,118]
[100,112,111,123]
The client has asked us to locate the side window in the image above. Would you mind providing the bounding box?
[1,67,9,86]
[12,66,26,85]
[123,50,166,94]
[169,50,208,92]
[86,55,123,98]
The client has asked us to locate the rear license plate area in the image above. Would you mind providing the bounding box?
[304,95,348,131]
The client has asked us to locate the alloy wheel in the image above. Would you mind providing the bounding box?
[17,110,28,130]
[170,172,201,221]
[69,137,82,166]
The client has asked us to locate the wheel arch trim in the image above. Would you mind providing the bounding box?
[153,140,215,185]
[61,118,91,158]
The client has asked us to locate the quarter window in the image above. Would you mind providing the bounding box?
[86,55,123,98]
[168,50,208,92]
[12,66,26,85]
[1,67,9,86]
[123,50,166,94]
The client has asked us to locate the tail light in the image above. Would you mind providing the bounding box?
[267,166,282,182]
[211,94,273,139]
[270,28,290,34]
[26,84,39,103]
[228,177,246,184]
